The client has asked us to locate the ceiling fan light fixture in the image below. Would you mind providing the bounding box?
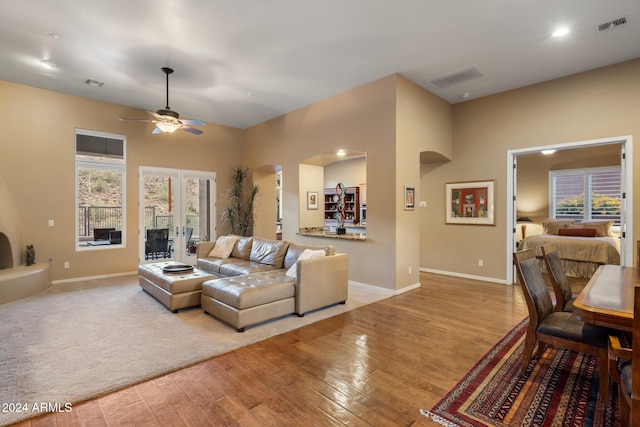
[156,121,181,133]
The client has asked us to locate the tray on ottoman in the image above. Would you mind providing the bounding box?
[138,262,217,312]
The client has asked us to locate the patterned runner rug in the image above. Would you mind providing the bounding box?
[421,319,620,427]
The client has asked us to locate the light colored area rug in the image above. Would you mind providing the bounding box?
[0,275,393,426]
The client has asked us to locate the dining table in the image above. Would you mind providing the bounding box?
[572,264,637,332]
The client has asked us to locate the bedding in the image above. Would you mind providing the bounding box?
[520,233,620,278]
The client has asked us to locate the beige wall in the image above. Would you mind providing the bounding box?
[396,76,453,287]
[298,164,324,228]
[0,80,244,281]
[421,58,640,281]
[6,58,636,287]
[243,75,402,290]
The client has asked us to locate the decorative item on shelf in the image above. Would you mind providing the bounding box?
[188,240,197,254]
[517,216,534,239]
[335,182,347,234]
[26,244,35,266]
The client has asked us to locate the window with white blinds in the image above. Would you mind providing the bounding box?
[550,166,621,225]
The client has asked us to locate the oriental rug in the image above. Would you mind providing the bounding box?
[421,318,620,427]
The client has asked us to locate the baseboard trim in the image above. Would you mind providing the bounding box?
[348,280,420,296]
[52,270,138,285]
[420,268,512,286]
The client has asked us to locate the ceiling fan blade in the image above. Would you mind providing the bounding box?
[146,110,161,119]
[119,118,157,123]
[180,119,205,126]
[181,126,203,135]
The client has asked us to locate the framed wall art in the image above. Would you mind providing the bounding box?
[446,180,495,225]
[307,191,319,210]
[404,186,415,210]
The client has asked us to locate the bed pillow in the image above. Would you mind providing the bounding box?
[558,228,598,237]
[208,235,238,259]
[285,249,326,279]
[542,219,575,235]
[578,220,614,237]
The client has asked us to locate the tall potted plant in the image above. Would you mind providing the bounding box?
[221,166,260,236]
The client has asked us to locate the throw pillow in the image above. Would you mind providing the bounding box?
[208,235,238,259]
[285,249,326,279]
[558,227,598,237]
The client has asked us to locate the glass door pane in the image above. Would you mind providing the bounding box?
[141,169,179,263]
[182,172,216,263]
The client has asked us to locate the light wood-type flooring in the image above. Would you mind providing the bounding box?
[15,272,585,426]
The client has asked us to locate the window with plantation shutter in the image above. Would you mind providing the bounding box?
[550,166,621,226]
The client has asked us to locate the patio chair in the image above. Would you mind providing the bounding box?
[145,228,170,260]
[185,227,193,254]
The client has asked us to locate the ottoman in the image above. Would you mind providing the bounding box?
[201,270,295,332]
[138,262,217,312]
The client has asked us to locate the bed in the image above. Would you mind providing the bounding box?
[519,219,620,278]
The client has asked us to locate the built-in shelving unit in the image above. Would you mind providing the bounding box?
[323,186,360,227]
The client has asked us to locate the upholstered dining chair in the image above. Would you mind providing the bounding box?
[514,249,611,405]
[540,244,575,312]
[608,285,640,426]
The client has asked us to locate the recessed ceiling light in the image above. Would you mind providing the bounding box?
[552,27,570,37]
[462,92,471,99]
[48,33,59,39]
[337,150,346,157]
[541,149,557,155]
[40,59,57,68]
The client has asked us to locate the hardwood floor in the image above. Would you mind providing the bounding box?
[15,273,531,426]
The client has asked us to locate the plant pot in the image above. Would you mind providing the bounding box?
[336,227,346,235]
[188,246,197,254]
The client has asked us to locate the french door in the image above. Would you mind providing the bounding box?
[139,167,216,264]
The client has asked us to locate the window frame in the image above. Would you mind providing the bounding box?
[549,165,621,228]
[75,129,126,251]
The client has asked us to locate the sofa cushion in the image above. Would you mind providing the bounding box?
[283,243,335,269]
[202,271,295,310]
[197,257,239,274]
[208,235,238,258]
[285,249,326,279]
[249,238,289,268]
[219,260,280,277]
[231,236,253,260]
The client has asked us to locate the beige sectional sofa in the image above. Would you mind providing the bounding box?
[196,236,349,332]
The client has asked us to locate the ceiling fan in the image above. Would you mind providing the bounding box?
[119,67,205,135]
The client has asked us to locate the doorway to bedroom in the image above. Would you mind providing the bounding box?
[506,135,633,284]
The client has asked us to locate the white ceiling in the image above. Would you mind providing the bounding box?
[1,1,639,130]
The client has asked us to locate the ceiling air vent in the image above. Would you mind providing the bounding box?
[84,78,104,88]
[596,16,628,34]
[426,65,486,89]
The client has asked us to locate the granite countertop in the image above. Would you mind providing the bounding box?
[297,228,366,241]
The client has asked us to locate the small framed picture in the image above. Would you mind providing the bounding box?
[404,186,415,210]
[307,191,319,210]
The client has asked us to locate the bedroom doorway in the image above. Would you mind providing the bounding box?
[506,135,633,284]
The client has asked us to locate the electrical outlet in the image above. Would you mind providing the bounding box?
[478,260,484,267]
[48,220,54,227]
[64,262,70,269]
[409,267,412,274]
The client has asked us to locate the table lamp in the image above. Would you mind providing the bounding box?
[517,217,533,239]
